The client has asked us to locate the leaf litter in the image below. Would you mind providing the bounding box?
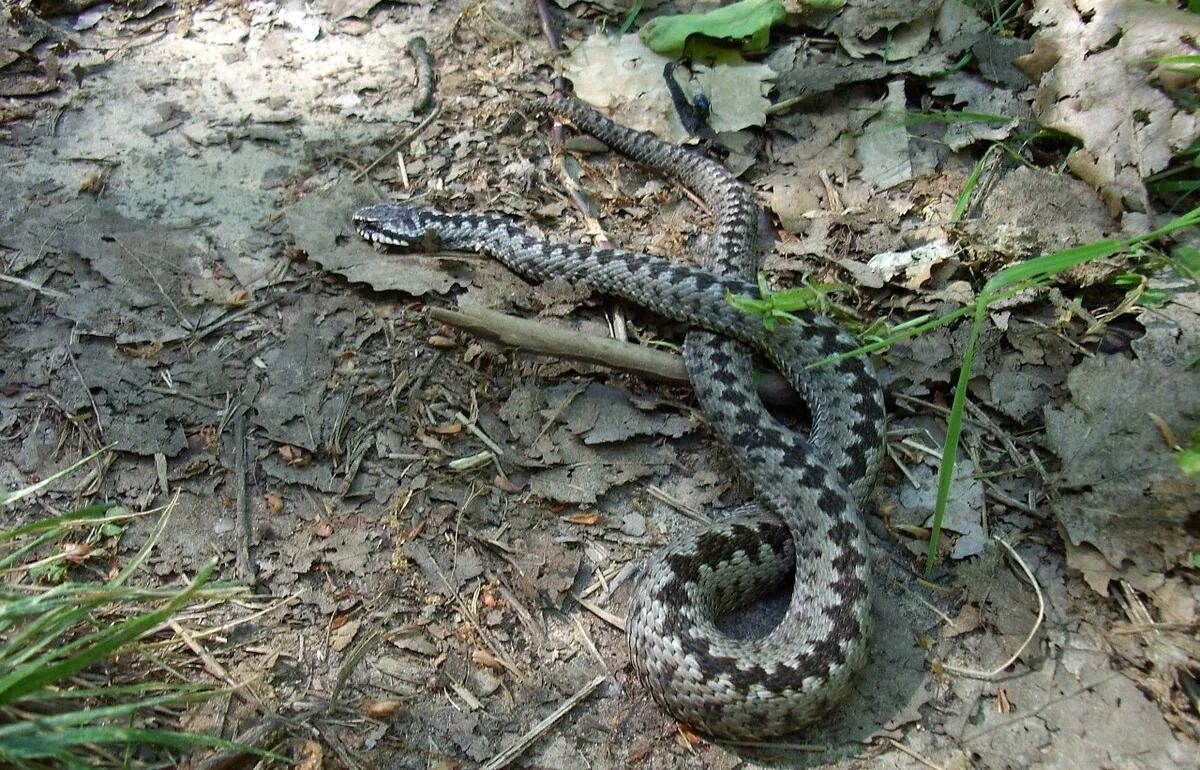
[0,0,1197,767]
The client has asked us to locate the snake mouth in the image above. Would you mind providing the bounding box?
[353,206,417,247]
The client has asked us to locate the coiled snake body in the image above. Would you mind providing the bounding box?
[355,94,886,739]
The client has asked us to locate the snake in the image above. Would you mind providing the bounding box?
[354,93,886,739]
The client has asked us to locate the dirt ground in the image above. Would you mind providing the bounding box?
[1,1,1198,768]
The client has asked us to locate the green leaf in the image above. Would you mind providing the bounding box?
[639,0,791,58]
[1179,448,1200,478]
[1139,288,1167,307]
[1153,54,1200,73]
[1173,245,1200,279]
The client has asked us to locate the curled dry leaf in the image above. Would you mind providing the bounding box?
[264,491,284,514]
[278,444,310,467]
[365,699,405,719]
[493,474,522,493]
[123,339,164,360]
[295,740,323,770]
[62,542,92,563]
[471,648,504,671]
[563,510,600,525]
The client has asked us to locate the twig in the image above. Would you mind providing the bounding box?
[428,305,796,405]
[191,717,287,770]
[167,618,261,707]
[145,594,299,649]
[352,107,441,183]
[454,410,505,456]
[571,591,625,632]
[883,738,947,770]
[233,406,255,585]
[647,484,710,524]
[533,0,561,52]
[960,673,1119,744]
[480,674,606,770]
[114,235,189,327]
[425,549,524,680]
[568,611,609,670]
[942,538,1044,679]
[66,342,104,435]
[0,272,68,298]
[191,294,285,342]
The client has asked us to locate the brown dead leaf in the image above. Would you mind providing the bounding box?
[626,742,653,764]
[329,618,361,653]
[278,444,310,467]
[562,510,600,526]
[675,724,705,747]
[493,474,522,493]
[943,603,984,639]
[1027,0,1200,216]
[415,429,447,452]
[295,740,323,770]
[79,170,110,195]
[365,699,405,719]
[122,339,164,360]
[429,421,462,435]
[62,542,92,564]
[471,648,505,672]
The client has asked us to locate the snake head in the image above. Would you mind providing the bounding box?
[353,204,429,248]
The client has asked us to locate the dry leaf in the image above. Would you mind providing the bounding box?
[365,699,405,719]
[295,739,323,770]
[278,444,310,467]
[62,542,92,563]
[562,510,600,525]
[471,648,504,671]
[264,492,284,515]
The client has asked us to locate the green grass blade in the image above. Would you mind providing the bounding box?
[0,726,258,761]
[25,681,214,701]
[925,301,987,575]
[112,494,178,586]
[0,560,216,705]
[923,204,1200,573]
[0,445,116,507]
[0,591,109,670]
[0,503,120,545]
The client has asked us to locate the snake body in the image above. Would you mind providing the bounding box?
[355,94,886,739]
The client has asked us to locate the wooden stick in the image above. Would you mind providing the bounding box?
[428,305,798,406]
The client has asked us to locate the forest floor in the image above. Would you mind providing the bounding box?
[1,1,1197,768]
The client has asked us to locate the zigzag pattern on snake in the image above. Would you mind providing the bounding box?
[354,93,886,739]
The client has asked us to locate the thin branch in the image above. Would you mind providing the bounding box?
[942,538,1045,680]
